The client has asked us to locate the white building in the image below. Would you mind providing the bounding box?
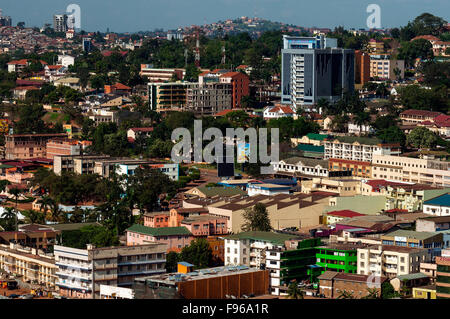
[273,157,329,177]
[57,55,75,68]
[54,244,167,299]
[324,137,400,162]
[247,183,291,197]
[357,245,430,279]
[263,105,295,120]
[423,194,450,216]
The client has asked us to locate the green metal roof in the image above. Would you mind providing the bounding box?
[306,133,328,141]
[0,164,15,169]
[281,156,328,167]
[195,186,246,197]
[126,224,192,236]
[396,273,429,281]
[226,231,301,246]
[296,144,325,153]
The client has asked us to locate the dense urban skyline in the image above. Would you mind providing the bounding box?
[0,0,449,33]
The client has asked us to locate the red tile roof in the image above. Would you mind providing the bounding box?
[365,179,409,192]
[400,109,442,118]
[327,210,365,218]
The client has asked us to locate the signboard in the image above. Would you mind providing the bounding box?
[394,236,407,243]
[237,142,250,163]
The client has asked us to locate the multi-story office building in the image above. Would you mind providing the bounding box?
[369,54,405,80]
[383,184,449,212]
[357,245,431,279]
[224,231,320,295]
[186,82,232,116]
[354,50,370,85]
[371,154,450,187]
[46,138,81,160]
[54,244,167,299]
[281,35,354,107]
[139,65,184,82]
[82,37,92,52]
[148,82,190,112]
[436,249,450,299]
[0,243,57,289]
[53,155,179,181]
[380,230,443,258]
[53,14,68,33]
[5,133,68,160]
[324,136,401,162]
[315,243,367,274]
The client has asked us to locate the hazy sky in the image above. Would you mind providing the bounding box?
[1,0,449,33]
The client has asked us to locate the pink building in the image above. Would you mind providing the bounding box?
[180,214,228,237]
[126,224,193,252]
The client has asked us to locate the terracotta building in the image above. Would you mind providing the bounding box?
[5,133,68,160]
[143,212,170,228]
[46,138,81,160]
[354,50,370,85]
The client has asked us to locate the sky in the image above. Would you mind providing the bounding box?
[1,0,449,33]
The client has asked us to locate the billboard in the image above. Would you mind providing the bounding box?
[237,142,250,163]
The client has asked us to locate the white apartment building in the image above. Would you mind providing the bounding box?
[54,243,167,299]
[324,137,400,162]
[357,245,430,279]
[369,54,405,80]
[372,154,450,187]
[273,157,329,177]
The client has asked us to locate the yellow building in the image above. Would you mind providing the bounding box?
[413,285,436,299]
[0,243,57,289]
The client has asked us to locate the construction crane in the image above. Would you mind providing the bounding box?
[221,45,226,65]
[194,29,200,68]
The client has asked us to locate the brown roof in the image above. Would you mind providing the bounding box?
[334,273,388,284]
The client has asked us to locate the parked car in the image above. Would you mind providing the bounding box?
[8,294,20,299]
[19,294,33,299]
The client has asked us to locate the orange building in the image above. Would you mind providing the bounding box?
[328,158,372,178]
[206,236,225,264]
[354,50,370,85]
[104,82,132,96]
[168,207,209,227]
[219,71,250,109]
[143,212,170,228]
[5,133,68,160]
[46,138,81,160]
[180,214,228,237]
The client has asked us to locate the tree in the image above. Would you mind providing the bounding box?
[179,238,213,269]
[9,187,23,231]
[166,251,180,272]
[1,207,16,231]
[407,127,438,149]
[287,281,304,299]
[22,209,45,224]
[381,282,397,299]
[362,288,380,299]
[241,203,272,232]
[337,290,355,299]
[377,126,406,147]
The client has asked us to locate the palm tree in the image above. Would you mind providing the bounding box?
[22,209,45,224]
[9,187,23,231]
[362,288,380,299]
[37,195,54,214]
[337,290,355,299]
[287,281,304,299]
[1,207,16,231]
[49,201,63,223]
